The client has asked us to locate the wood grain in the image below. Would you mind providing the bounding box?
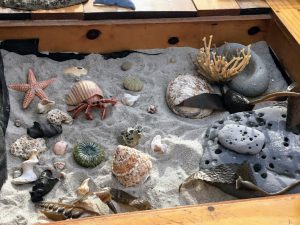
[0,15,270,53]
[40,194,300,225]
[83,0,197,19]
[193,0,240,16]
[236,0,270,15]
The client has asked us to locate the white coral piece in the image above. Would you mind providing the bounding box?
[47,109,73,125]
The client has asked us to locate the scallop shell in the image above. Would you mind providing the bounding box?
[73,142,106,168]
[166,74,213,119]
[10,135,47,159]
[66,80,103,106]
[123,76,144,92]
[112,145,152,187]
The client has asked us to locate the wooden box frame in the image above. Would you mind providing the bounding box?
[0,5,299,225]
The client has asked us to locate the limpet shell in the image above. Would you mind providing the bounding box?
[123,75,144,92]
[73,142,106,168]
[112,145,152,187]
[166,74,213,119]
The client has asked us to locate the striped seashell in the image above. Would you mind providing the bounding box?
[112,145,152,187]
[66,80,103,106]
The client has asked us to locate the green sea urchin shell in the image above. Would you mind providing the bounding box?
[123,75,144,92]
[73,142,106,168]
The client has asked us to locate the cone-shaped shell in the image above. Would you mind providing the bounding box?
[112,145,152,187]
[66,80,103,106]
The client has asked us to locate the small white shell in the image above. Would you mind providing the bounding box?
[12,169,22,178]
[151,135,168,154]
[47,109,73,125]
[53,161,66,170]
[53,141,68,155]
[12,150,39,185]
[76,178,90,196]
[64,66,88,77]
[121,93,140,106]
[36,99,55,114]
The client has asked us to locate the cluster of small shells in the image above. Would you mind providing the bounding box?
[112,145,152,187]
[10,135,47,159]
[66,80,103,106]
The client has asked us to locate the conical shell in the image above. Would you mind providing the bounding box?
[112,145,152,187]
[66,80,103,106]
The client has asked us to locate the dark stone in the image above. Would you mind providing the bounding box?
[27,121,62,138]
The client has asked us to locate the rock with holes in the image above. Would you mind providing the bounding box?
[218,124,265,155]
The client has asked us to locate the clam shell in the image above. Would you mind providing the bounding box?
[166,74,213,119]
[112,145,152,187]
[66,80,103,106]
[123,76,144,92]
[64,66,88,77]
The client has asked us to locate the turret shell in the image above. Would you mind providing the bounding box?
[66,80,104,106]
[112,145,152,187]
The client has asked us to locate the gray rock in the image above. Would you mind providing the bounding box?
[217,43,270,97]
[218,124,265,155]
[121,61,132,71]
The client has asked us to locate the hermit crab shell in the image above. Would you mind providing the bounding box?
[112,145,152,187]
[66,80,104,106]
[166,74,213,119]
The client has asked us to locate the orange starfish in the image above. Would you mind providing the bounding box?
[8,69,56,109]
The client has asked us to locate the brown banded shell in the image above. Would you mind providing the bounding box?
[66,80,103,106]
[112,145,152,187]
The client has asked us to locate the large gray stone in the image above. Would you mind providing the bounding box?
[217,43,270,97]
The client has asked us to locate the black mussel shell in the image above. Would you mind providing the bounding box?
[27,121,62,138]
[223,89,254,113]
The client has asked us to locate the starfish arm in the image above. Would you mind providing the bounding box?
[28,69,37,84]
[35,88,48,100]
[23,89,36,109]
[38,77,56,89]
[8,83,30,92]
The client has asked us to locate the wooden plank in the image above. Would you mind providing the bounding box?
[0,7,30,20]
[31,4,84,20]
[267,16,300,83]
[236,0,270,15]
[0,15,270,53]
[267,0,300,45]
[41,194,300,225]
[192,0,240,16]
[83,0,197,20]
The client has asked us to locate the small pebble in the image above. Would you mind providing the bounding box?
[14,119,22,127]
[53,141,68,155]
[169,56,176,64]
[147,105,157,114]
[53,161,66,170]
[121,61,132,71]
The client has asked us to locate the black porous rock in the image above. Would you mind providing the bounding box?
[223,89,254,113]
[27,121,62,138]
[201,106,300,198]
[30,170,59,203]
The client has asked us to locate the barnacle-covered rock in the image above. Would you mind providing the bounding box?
[73,142,106,168]
[166,74,213,119]
[117,125,142,148]
[112,145,152,187]
[123,75,144,92]
[10,134,47,159]
[47,109,73,125]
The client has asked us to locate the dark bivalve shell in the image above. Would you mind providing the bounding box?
[73,142,106,168]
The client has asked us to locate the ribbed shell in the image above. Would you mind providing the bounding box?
[66,80,103,106]
[112,145,152,187]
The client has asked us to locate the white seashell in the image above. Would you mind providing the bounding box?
[47,109,73,125]
[121,93,140,106]
[12,169,22,178]
[151,135,168,154]
[64,66,88,77]
[76,178,90,196]
[53,141,68,155]
[36,99,55,114]
[12,150,39,185]
[147,105,157,114]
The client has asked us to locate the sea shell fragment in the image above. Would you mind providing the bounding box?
[53,161,66,170]
[10,135,47,159]
[64,66,88,77]
[121,93,140,106]
[47,109,73,125]
[151,135,168,155]
[112,145,152,187]
[12,150,39,185]
[36,99,55,114]
[117,125,143,148]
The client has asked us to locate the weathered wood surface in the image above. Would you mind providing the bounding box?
[192,0,241,16]
[40,194,300,225]
[236,0,270,15]
[0,15,270,53]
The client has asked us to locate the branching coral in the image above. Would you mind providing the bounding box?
[194,35,251,83]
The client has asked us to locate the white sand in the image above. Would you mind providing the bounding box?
[0,41,287,224]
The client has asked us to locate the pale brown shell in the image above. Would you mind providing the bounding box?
[112,145,152,187]
[66,80,103,106]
